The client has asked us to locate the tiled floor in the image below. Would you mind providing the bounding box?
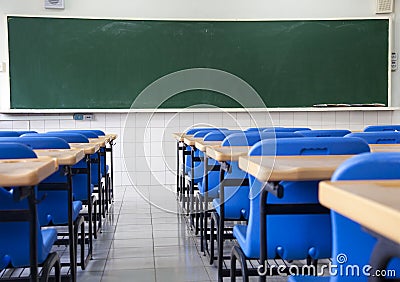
[75,185,288,281]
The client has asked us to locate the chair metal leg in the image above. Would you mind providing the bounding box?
[40,252,62,282]
[231,246,249,282]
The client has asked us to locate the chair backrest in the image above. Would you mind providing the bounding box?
[22,132,89,143]
[345,131,400,144]
[50,130,98,138]
[245,127,276,132]
[249,137,370,156]
[221,131,302,147]
[240,137,370,260]
[263,127,311,133]
[185,127,227,135]
[16,131,38,135]
[0,137,70,150]
[0,143,37,159]
[89,130,105,136]
[364,125,400,132]
[330,152,400,279]
[295,129,351,137]
[203,130,243,141]
[0,131,21,137]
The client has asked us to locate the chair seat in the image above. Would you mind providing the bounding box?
[213,198,248,220]
[39,228,58,264]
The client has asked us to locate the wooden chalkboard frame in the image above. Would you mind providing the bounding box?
[3,15,392,112]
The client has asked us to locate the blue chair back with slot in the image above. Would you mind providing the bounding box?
[0,137,70,150]
[90,130,105,136]
[233,137,370,260]
[345,132,400,144]
[0,131,21,137]
[16,131,37,135]
[22,132,89,143]
[50,130,98,138]
[264,127,311,133]
[0,143,37,159]
[296,129,351,137]
[364,125,400,132]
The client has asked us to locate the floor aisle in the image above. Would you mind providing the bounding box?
[76,185,286,281]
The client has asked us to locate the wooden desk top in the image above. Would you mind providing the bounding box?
[89,138,106,147]
[370,144,400,153]
[34,149,85,165]
[195,140,222,152]
[239,155,353,182]
[172,133,187,142]
[0,157,58,187]
[105,133,118,141]
[320,180,400,245]
[69,143,100,155]
[183,136,203,146]
[206,146,251,162]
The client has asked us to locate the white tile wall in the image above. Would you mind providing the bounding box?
[0,110,397,187]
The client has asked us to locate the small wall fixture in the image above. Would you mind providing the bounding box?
[44,0,65,9]
[376,0,394,13]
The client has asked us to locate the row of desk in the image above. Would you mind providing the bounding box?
[173,132,400,280]
[0,133,117,282]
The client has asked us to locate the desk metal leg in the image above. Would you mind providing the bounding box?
[27,187,39,282]
[63,166,76,282]
[176,141,180,198]
[85,155,93,256]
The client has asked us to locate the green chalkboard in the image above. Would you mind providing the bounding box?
[7,16,389,109]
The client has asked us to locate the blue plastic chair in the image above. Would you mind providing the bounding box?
[230,137,370,281]
[22,132,90,143]
[289,152,400,281]
[0,136,70,150]
[16,130,38,135]
[345,132,400,144]
[264,127,311,133]
[0,143,37,159]
[207,132,305,277]
[0,143,61,280]
[51,130,99,138]
[364,125,400,132]
[2,137,88,270]
[296,129,351,137]
[0,131,21,137]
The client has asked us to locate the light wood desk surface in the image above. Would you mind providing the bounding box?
[183,136,203,147]
[69,143,100,155]
[320,180,400,245]
[206,146,251,162]
[89,138,106,147]
[34,149,85,166]
[239,155,353,182]
[172,133,187,142]
[105,134,118,141]
[0,157,58,187]
[195,140,222,152]
[370,144,400,153]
